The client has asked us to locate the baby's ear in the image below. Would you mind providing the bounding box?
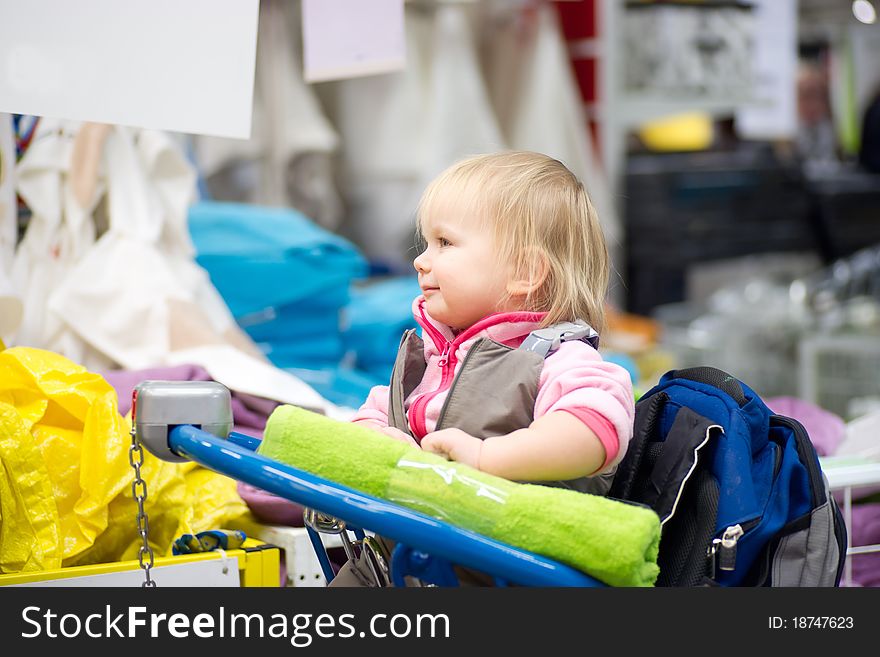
[507,248,549,298]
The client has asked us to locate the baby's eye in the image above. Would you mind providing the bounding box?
[438,237,452,247]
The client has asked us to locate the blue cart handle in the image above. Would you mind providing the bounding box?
[166,425,603,587]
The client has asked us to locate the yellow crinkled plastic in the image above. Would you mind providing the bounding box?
[0,346,251,573]
[0,402,63,572]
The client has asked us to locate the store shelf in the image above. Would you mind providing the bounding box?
[819,456,880,588]
[821,456,880,493]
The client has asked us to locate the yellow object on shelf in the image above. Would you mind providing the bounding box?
[637,112,714,152]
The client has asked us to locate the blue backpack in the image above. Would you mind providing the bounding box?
[609,367,846,587]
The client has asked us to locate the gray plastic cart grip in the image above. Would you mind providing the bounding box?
[133,380,233,462]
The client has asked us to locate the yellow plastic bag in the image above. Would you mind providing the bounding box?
[0,346,250,573]
[0,401,62,571]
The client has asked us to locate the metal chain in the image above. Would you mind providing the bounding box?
[129,426,157,587]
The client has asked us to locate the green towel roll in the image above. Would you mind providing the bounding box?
[259,405,660,587]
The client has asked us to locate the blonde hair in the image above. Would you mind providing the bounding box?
[417,151,610,332]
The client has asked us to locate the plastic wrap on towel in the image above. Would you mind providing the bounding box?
[387,450,514,537]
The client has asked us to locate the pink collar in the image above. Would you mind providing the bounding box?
[412,296,547,355]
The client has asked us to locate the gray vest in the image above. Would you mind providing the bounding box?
[387,327,615,496]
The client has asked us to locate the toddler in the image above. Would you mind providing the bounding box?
[352,151,634,494]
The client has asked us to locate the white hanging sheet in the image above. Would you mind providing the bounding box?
[10,119,105,364]
[0,113,21,340]
[487,4,619,245]
[419,3,506,181]
[47,126,240,371]
[332,3,505,270]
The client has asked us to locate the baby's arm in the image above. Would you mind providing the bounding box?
[351,384,390,425]
[422,341,635,480]
[351,385,419,446]
[421,412,605,480]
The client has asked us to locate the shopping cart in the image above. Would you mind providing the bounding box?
[132,381,604,588]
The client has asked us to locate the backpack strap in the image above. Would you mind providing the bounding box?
[518,320,599,358]
[644,406,722,524]
[610,391,722,525]
[608,392,667,502]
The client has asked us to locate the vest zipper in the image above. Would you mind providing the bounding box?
[409,341,457,439]
[434,338,483,431]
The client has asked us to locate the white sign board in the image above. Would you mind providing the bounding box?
[0,0,259,138]
[735,0,798,140]
[302,0,405,82]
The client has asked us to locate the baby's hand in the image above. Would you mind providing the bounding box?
[421,428,482,469]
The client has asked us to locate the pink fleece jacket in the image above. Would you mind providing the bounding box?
[352,297,635,474]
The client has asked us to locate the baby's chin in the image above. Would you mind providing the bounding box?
[423,297,447,321]
[424,299,461,329]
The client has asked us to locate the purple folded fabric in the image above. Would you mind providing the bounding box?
[104,364,212,415]
[766,396,846,456]
[237,482,305,527]
[849,504,880,587]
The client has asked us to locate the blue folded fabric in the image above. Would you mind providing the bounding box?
[285,365,384,410]
[241,306,343,343]
[189,201,368,317]
[259,337,345,369]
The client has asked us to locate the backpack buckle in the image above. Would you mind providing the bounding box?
[519,321,599,357]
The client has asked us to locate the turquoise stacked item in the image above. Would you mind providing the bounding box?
[188,201,368,369]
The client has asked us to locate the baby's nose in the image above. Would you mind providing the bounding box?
[413,250,429,273]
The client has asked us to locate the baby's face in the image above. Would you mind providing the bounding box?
[413,210,516,330]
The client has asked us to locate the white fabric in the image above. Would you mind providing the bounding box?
[10,119,104,363]
[419,3,506,181]
[837,411,880,461]
[0,113,22,340]
[499,4,619,245]
[0,113,15,271]
[329,9,431,267]
[0,276,20,341]
[195,0,339,175]
[9,120,344,413]
[47,126,237,370]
